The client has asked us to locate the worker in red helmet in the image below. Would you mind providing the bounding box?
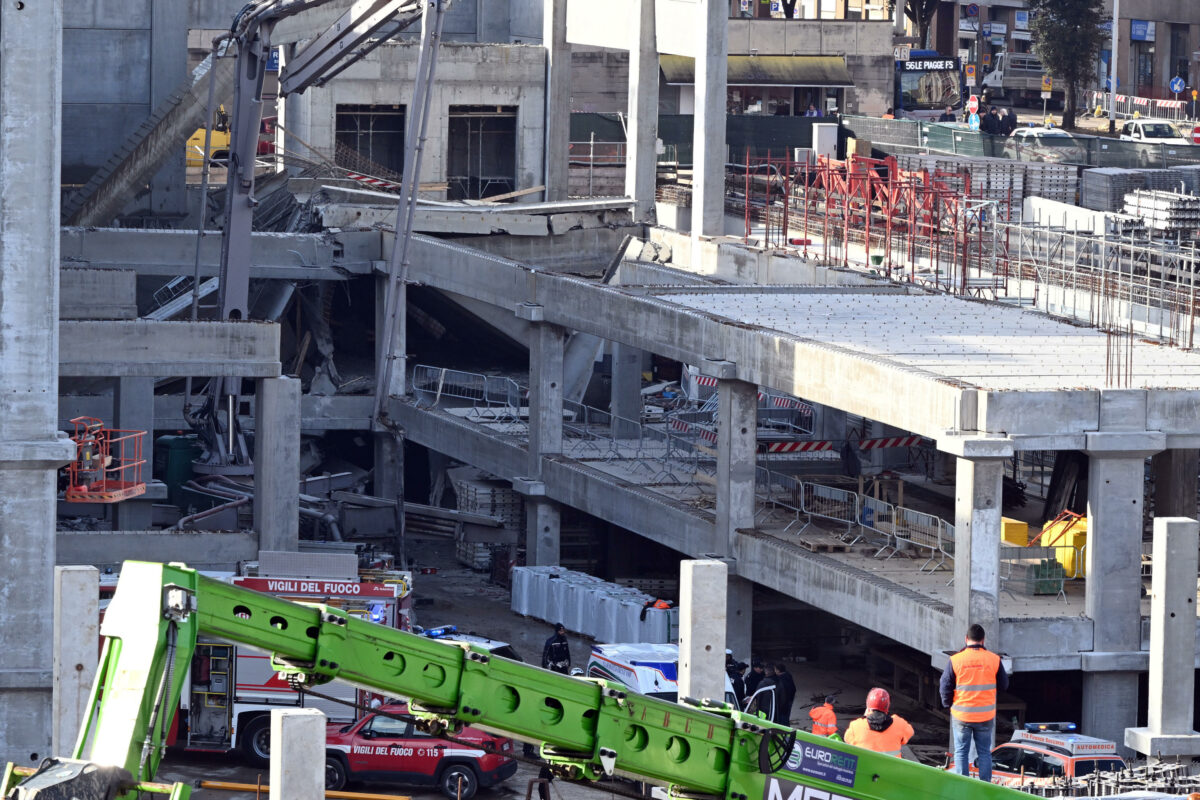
[844,688,913,758]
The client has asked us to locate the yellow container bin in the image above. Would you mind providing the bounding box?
[1001,517,1030,546]
[1040,517,1088,578]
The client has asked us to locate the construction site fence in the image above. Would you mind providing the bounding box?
[1087,90,1196,123]
[840,115,1200,170]
[411,365,527,430]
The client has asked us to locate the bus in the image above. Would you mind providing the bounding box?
[895,52,964,121]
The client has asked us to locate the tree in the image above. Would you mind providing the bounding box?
[1028,0,1107,129]
[889,0,938,48]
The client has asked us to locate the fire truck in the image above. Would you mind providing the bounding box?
[101,567,413,765]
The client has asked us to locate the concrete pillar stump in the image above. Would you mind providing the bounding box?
[269,709,326,800]
[679,560,728,704]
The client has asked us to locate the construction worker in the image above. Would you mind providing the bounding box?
[809,695,839,737]
[844,688,913,757]
[940,624,1008,783]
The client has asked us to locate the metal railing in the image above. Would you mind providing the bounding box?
[1088,90,1193,123]
[412,365,527,428]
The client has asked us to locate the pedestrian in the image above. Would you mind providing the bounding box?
[772,663,796,726]
[805,103,823,118]
[809,695,839,737]
[981,106,1001,135]
[881,107,896,119]
[726,654,748,707]
[744,659,766,696]
[941,623,1008,783]
[844,688,913,757]
[937,105,957,122]
[541,622,571,674]
[1001,107,1018,136]
[745,668,778,720]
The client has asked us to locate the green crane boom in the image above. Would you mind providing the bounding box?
[4,562,1028,800]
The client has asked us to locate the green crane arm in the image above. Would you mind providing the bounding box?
[6,562,1027,800]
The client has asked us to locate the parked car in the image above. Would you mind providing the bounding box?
[1119,118,1191,146]
[947,722,1125,787]
[1003,127,1092,164]
[325,704,517,799]
[417,625,524,662]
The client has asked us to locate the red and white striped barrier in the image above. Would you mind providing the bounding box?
[669,417,718,444]
[691,374,814,415]
[345,171,402,192]
[764,435,928,454]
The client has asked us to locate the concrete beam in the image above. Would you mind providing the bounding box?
[402,236,972,441]
[55,532,259,567]
[61,268,137,320]
[60,227,380,280]
[59,321,280,377]
[59,393,374,434]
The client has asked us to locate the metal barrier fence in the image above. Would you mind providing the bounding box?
[1087,90,1193,123]
[895,506,945,572]
[412,365,526,426]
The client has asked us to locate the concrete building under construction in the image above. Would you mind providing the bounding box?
[7,0,1200,784]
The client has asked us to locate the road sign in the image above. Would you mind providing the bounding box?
[967,94,980,114]
[966,2,979,16]
[1170,76,1185,94]
[1041,91,1052,100]
[1041,75,1053,92]
[1193,125,1200,145]
[965,64,977,83]
[982,53,992,67]
[982,22,991,36]
[968,113,980,131]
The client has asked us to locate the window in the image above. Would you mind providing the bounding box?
[365,715,410,738]
[447,105,517,200]
[335,104,406,178]
[1039,755,1066,778]
[1171,23,1190,85]
[1073,758,1124,777]
[898,69,963,111]
[991,746,1024,772]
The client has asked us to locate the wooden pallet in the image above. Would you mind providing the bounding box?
[794,536,850,553]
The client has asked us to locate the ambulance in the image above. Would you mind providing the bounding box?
[953,722,1126,786]
[585,643,739,705]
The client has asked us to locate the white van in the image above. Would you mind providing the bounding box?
[1119,118,1191,146]
[586,643,739,705]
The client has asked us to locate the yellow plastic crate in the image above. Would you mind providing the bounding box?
[1001,517,1030,546]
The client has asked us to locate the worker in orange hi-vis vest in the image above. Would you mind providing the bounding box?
[941,623,1009,783]
[844,688,913,757]
[809,695,839,737]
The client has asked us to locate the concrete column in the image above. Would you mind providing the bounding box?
[1082,435,1162,751]
[715,377,757,554]
[610,341,643,438]
[53,567,99,756]
[678,560,728,703]
[374,433,402,501]
[269,709,326,800]
[375,273,407,401]
[149,0,187,216]
[690,0,729,243]
[112,377,155,530]
[726,575,754,662]
[254,377,301,551]
[526,499,561,567]
[952,456,1005,639]
[542,0,570,201]
[526,323,565,566]
[0,0,75,767]
[1152,449,1198,519]
[1126,517,1200,760]
[625,0,659,221]
[528,323,565,471]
